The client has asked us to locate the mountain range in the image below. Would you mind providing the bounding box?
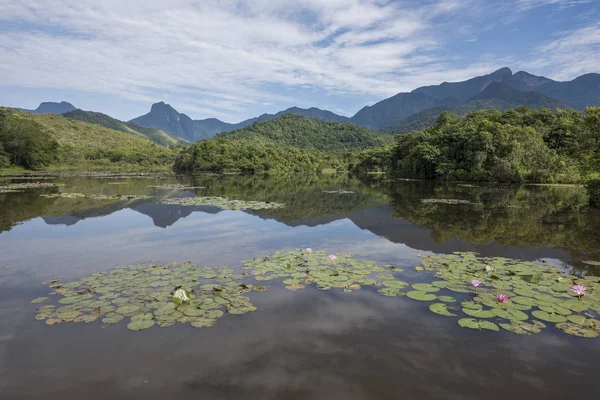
[11,67,600,142]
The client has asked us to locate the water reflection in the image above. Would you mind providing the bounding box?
[1,174,600,399]
[2,175,598,271]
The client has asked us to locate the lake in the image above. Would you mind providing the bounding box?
[0,174,599,400]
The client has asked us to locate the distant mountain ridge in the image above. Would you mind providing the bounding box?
[17,101,76,114]
[63,109,187,146]
[129,102,350,142]
[384,83,571,134]
[10,67,600,142]
[350,67,599,131]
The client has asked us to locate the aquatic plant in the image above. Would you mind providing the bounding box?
[417,252,600,338]
[0,182,63,190]
[497,294,509,303]
[40,193,151,200]
[571,284,586,298]
[420,199,473,205]
[148,185,205,190]
[242,250,402,294]
[32,262,258,330]
[161,196,284,210]
[305,248,312,253]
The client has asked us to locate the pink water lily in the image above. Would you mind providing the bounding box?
[471,280,482,288]
[305,248,313,253]
[571,284,586,298]
[328,254,337,262]
[497,294,509,303]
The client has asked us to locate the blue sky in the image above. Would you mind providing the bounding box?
[0,0,598,122]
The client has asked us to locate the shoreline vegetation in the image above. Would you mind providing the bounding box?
[1,106,599,204]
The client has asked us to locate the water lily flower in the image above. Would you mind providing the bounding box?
[328,254,337,262]
[305,248,313,253]
[497,294,509,303]
[485,265,494,272]
[571,284,586,298]
[471,280,481,288]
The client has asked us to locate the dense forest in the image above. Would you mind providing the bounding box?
[174,138,348,174]
[216,114,391,152]
[353,106,600,184]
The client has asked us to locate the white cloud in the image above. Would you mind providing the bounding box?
[524,22,600,79]
[0,0,592,120]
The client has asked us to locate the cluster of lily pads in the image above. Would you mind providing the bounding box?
[0,182,64,190]
[415,252,600,337]
[241,250,403,293]
[149,185,205,190]
[322,189,355,194]
[31,262,260,330]
[40,193,151,200]
[420,199,473,205]
[161,196,285,210]
[31,250,599,339]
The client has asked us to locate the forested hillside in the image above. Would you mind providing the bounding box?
[0,108,177,170]
[216,114,391,152]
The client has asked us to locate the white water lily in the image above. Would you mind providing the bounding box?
[173,288,190,303]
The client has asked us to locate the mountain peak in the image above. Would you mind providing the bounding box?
[492,67,513,77]
[150,101,177,114]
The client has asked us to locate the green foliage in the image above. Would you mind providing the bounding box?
[63,109,188,146]
[357,107,600,183]
[0,108,178,170]
[174,138,346,174]
[0,108,58,169]
[586,179,600,207]
[217,114,391,152]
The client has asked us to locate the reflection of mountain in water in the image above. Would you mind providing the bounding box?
[132,203,220,228]
[3,175,600,272]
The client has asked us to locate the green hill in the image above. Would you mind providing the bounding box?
[0,108,177,170]
[217,113,391,152]
[63,109,187,147]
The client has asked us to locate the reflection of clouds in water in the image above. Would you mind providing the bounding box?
[2,282,599,399]
[0,212,423,289]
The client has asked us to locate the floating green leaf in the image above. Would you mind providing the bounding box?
[411,283,440,293]
[556,322,599,338]
[531,310,568,323]
[499,320,545,335]
[406,291,437,301]
[161,196,284,210]
[429,303,457,316]
[31,297,49,304]
[127,320,155,331]
[458,318,499,331]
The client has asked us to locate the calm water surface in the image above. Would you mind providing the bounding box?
[0,174,599,399]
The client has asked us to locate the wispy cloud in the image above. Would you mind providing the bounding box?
[0,0,595,120]
[524,22,600,79]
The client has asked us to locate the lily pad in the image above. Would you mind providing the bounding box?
[127,320,156,331]
[462,308,495,319]
[555,322,599,338]
[411,283,440,293]
[499,320,545,335]
[406,291,437,301]
[531,310,568,323]
[429,303,457,316]
[31,297,49,304]
[458,318,499,331]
